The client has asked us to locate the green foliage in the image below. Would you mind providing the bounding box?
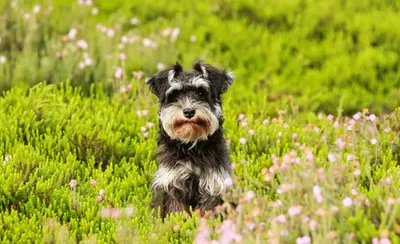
[0,0,400,243]
[0,0,399,116]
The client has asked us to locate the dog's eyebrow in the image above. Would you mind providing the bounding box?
[165,81,183,95]
[190,76,210,90]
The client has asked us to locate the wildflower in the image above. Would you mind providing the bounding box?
[107,29,115,38]
[130,17,139,25]
[141,126,147,132]
[190,35,197,42]
[90,179,96,186]
[68,28,78,40]
[171,27,180,42]
[99,189,105,196]
[97,195,103,202]
[244,190,255,201]
[277,132,282,137]
[111,208,121,219]
[239,138,246,145]
[24,13,31,20]
[91,7,98,15]
[371,138,378,145]
[195,219,211,244]
[327,114,334,121]
[284,123,289,128]
[147,122,154,128]
[305,149,314,161]
[349,119,355,125]
[33,5,40,14]
[224,177,233,186]
[351,189,358,195]
[384,127,390,133]
[0,56,6,64]
[132,71,144,79]
[142,110,148,116]
[85,0,92,5]
[313,185,323,203]
[346,154,356,161]
[157,63,164,70]
[288,206,302,216]
[125,206,135,216]
[225,139,231,146]
[328,153,336,162]
[309,220,318,230]
[78,62,85,69]
[329,231,336,240]
[275,214,286,223]
[314,127,320,133]
[218,220,242,243]
[143,132,149,138]
[100,208,111,218]
[248,130,255,135]
[342,197,353,207]
[241,121,247,128]
[69,179,77,189]
[347,125,353,131]
[263,119,269,125]
[367,114,377,121]
[296,236,311,244]
[385,177,391,185]
[330,205,339,214]
[114,68,123,79]
[119,53,126,60]
[161,27,172,36]
[3,155,12,164]
[353,112,362,120]
[292,133,298,139]
[333,121,339,128]
[76,40,88,49]
[237,114,245,121]
[349,233,356,240]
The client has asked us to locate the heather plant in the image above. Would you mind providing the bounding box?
[0,0,400,243]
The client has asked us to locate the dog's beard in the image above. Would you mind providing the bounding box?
[160,100,219,143]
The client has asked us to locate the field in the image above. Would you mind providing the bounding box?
[0,0,400,243]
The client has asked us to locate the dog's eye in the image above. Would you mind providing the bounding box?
[197,91,203,96]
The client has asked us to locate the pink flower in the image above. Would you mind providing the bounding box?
[225,139,231,146]
[309,220,318,230]
[277,132,282,137]
[170,27,180,42]
[157,63,164,71]
[239,138,246,145]
[100,208,111,218]
[327,114,334,121]
[0,56,6,64]
[130,17,139,25]
[107,29,115,38]
[161,27,172,36]
[353,112,362,120]
[241,121,247,128]
[90,179,96,186]
[111,208,121,219]
[342,197,353,207]
[68,28,78,40]
[224,177,233,186]
[328,153,336,162]
[142,110,149,116]
[147,122,154,128]
[384,127,390,133]
[115,68,123,79]
[244,190,255,201]
[195,219,211,244]
[346,154,356,161]
[367,114,377,121]
[33,5,40,13]
[354,169,361,176]
[314,127,320,133]
[99,189,105,196]
[333,121,339,128]
[132,71,144,79]
[275,214,287,223]
[140,126,147,132]
[349,119,355,126]
[76,40,88,49]
[288,206,302,216]
[263,119,269,125]
[237,114,245,121]
[284,123,289,128]
[125,206,135,216]
[296,236,311,244]
[91,7,98,15]
[292,133,298,139]
[143,132,149,138]
[218,220,242,243]
[248,130,255,135]
[371,138,378,145]
[119,53,126,60]
[69,179,77,189]
[97,195,103,202]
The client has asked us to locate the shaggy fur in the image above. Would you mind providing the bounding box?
[146,61,235,218]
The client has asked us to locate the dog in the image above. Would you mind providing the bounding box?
[145,61,235,218]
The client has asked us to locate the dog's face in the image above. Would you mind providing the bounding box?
[145,61,235,143]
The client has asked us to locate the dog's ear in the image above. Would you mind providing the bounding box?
[145,62,183,98]
[193,61,235,95]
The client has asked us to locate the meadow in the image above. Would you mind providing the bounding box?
[0,0,400,243]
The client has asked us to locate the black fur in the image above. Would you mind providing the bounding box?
[146,61,234,218]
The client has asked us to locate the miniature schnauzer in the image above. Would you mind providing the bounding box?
[145,61,235,218]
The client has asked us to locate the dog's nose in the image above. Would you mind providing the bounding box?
[183,108,196,119]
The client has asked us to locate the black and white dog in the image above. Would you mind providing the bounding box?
[145,61,235,218]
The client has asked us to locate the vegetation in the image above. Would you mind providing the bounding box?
[0,0,399,243]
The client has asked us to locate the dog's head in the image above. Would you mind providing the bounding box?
[145,61,235,143]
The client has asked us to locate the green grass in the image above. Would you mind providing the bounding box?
[0,0,400,243]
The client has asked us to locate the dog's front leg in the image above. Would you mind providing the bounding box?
[162,188,188,217]
[196,194,223,216]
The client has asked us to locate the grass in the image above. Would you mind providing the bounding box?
[0,0,400,243]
